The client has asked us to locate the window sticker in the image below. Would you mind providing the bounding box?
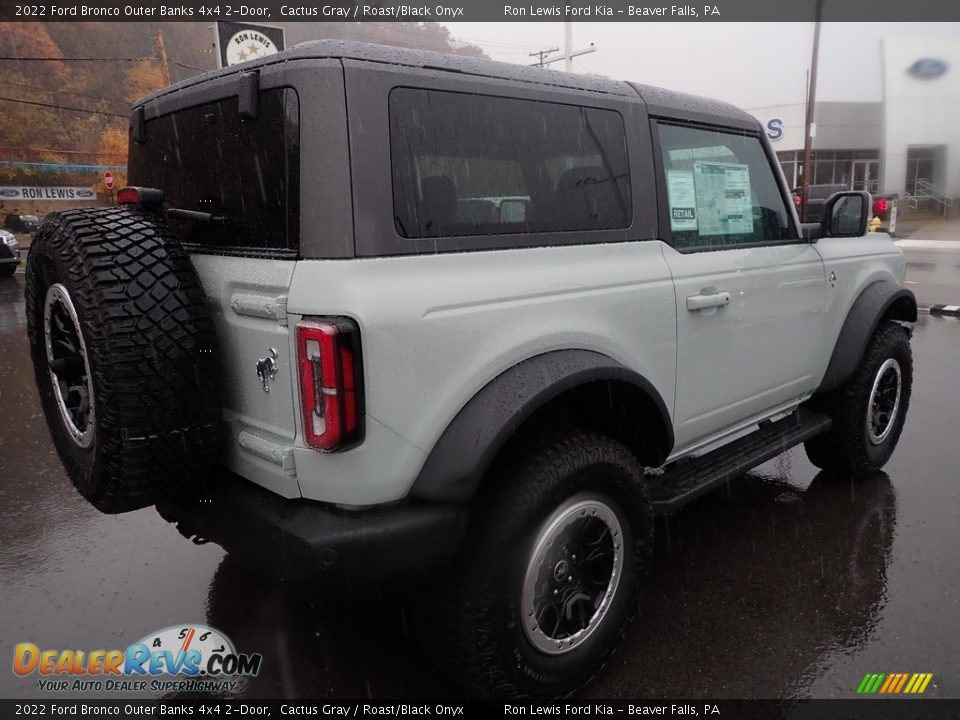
[692,161,753,235]
[667,170,698,231]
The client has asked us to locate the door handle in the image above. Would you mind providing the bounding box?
[686,291,731,311]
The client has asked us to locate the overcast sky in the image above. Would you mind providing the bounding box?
[441,22,960,108]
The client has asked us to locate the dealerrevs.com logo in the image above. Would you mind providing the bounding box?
[13,624,262,693]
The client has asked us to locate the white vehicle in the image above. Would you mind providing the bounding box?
[0,229,19,277]
[25,41,916,698]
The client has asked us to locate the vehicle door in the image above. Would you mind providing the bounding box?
[653,121,829,452]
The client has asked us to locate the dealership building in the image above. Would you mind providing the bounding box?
[747,36,959,213]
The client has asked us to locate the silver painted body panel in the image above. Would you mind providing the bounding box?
[189,232,907,507]
[663,241,828,450]
[190,254,300,499]
[285,241,677,505]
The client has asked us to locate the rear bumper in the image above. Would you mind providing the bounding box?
[155,474,468,589]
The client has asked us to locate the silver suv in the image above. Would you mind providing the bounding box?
[24,41,916,698]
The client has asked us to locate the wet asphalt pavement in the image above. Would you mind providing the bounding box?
[1,247,959,700]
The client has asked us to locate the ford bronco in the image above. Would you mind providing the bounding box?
[25,41,916,698]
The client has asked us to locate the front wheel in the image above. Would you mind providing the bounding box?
[421,431,652,698]
[805,321,912,475]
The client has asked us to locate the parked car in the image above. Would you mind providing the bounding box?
[24,41,916,698]
[5,213,37,232]
[0,229,20,277]
[793,183,848,223]
[4,213,41,234]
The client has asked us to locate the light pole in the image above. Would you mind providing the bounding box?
[800,0,823,223]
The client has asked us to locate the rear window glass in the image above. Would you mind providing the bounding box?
[128,88,299,254]
[389,88,631,239]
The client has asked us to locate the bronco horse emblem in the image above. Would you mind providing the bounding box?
[256,348,279,393]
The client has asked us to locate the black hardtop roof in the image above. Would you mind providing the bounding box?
[138,39,757,130]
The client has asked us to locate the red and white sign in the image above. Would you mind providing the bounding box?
[103,171,114,190]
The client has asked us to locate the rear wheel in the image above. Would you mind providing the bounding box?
[25,207,221,512]
[0,263,16,278]
[804,322,912,475]
[422,431,651,698]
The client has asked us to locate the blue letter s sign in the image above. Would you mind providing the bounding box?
[766,118,784,141]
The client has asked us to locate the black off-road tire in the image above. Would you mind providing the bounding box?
[420,431,652,699]
[24,207,221,513]
[804,322,912,476]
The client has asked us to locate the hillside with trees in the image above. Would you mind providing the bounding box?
[0,22,485,205]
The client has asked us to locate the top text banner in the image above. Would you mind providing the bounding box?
[3,0,960,21]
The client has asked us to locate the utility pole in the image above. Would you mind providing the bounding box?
[154,28,171,87]
[800,0,823,223]
[529,46,560,68]
[538,22,596,72]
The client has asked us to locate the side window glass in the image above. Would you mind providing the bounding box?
[657,123,791,250]
[390,88,631,239]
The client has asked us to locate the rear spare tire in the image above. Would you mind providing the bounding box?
[24,207,221,513]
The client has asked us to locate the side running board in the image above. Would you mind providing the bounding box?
[647,409,832,516]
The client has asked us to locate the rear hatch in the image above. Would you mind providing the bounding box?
[127,85,302,497]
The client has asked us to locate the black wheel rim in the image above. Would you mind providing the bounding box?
[522,494,624,655]
[43,283,96,448]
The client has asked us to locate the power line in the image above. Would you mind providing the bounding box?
[0,146,126,157]
[167,56,207,72]
[0,78,126,108]
[0,56,154,62]
[0,161,126,172]
[452,35,541,50]
[0,94,127,118]
[529,47,560,68]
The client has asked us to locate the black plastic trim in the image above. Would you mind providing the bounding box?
[237,70,260,122]
[411,349,674,503]
[817,281,917,393]
[648,409,831,515]
[155,474,467,588]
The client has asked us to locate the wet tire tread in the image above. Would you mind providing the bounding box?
[421,431,651,699]
[25,207,220,512]
[804,321,912,475]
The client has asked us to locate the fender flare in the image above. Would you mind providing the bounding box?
[817,280,917,393]
[410,349,674,503]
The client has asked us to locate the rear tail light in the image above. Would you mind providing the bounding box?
[117,186,164,209]
[296,318,363,452]
[873,197,889,215]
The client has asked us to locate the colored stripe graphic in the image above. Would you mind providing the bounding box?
[858,673,933,694]
[894,673,909,693]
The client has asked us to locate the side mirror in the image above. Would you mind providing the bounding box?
[823,191,871,238]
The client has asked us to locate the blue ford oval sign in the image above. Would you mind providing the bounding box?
[908,58,948,79]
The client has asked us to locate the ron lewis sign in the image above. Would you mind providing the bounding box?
[215,22,285,68]
[0,187,96,201]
